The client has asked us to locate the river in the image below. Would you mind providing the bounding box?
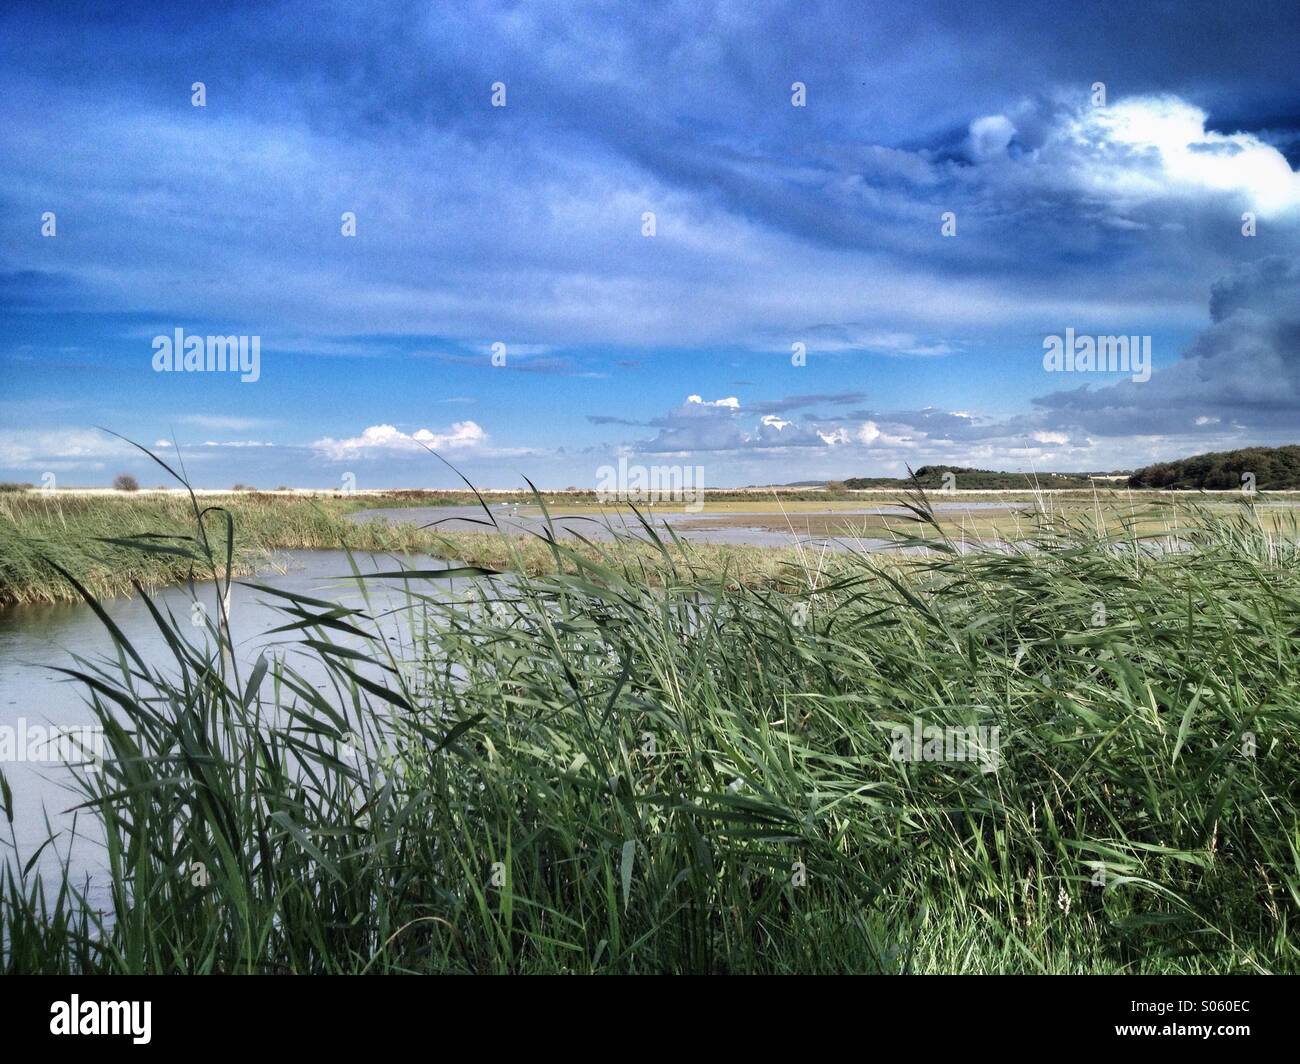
[0,549,485,902]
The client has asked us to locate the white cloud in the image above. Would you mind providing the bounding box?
[311,421,487,461]
[795,327,957,357]
[1054,95,1300,217]
[968,114,1017,159]
[856,421,911,447]
[0,429,132,467]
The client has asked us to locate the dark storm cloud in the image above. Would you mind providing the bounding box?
[1031,256,1300,437]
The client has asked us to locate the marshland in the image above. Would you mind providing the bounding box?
[8,0,1300,990]
[2,469,1297,973]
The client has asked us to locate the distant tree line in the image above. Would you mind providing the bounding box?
[1127,445,1300,490]
[841,466,1106,490]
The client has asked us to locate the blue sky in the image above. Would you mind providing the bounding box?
[2,0,1299,488]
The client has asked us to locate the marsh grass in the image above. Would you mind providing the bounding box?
[1,457,1298,973]
[5,481,1295,607]
[0,491,833,606]
[0,491,450,606]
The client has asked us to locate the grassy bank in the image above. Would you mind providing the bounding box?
[0,492,829,606]
[0,492,412,605]
[2,481,1298,973]
[5,488,1296,607]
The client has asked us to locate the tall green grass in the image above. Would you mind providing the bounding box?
[2,462,1297,973]
[0,491,461,606]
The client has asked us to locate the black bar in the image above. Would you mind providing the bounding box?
[0,975,1286,1051]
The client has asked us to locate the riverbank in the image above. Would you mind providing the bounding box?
[6,489,1299,606]
[0,492,846,606]
[10,483,1300,600]
[2,494,1296,973]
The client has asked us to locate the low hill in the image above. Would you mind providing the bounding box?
[840,466,1111,490]
[1127,445,1300,490]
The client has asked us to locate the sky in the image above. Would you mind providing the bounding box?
[2,0,1299,489]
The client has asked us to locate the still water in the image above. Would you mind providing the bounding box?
[0,504,1019,899]
[0,549,485,899]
